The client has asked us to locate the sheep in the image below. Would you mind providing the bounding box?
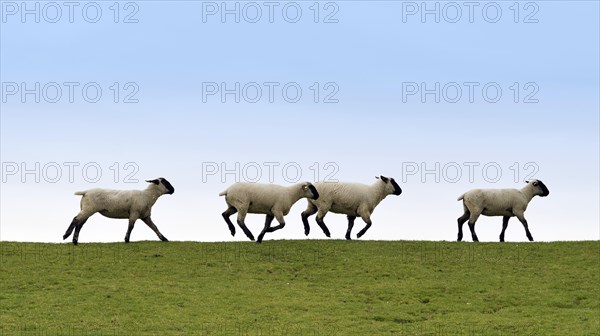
[219,182,319,243]
[456,179,549,242]
[301,176,402,240]
[62,178,175,245]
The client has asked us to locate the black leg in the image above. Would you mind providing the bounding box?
[63,217,78,240]
[499,216,510,242]
[141,217,168,242]
[516,215,534,241]
[356,212,372,238]
[267,222,285,232]
[315,215,331,238]
[237,219,255,241]
[345,216,356,240]
[72,218,89,245]
[356,223,371,239]
[222,207,237,236]
[468,221,479,242]
[124,218,136,243]
[301,205,317,236]
[256,215,274,244]
[457,211,469,242]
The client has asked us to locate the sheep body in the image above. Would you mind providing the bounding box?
[457,189,530,217]
[220,182,319,243]
[457,179,549,242]
[63,178,174,245]
[310,182,393,216]
[74,189,157,219]
[220,184,301,216]
[302,176,402,239]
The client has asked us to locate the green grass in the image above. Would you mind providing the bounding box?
[1,240,598,335]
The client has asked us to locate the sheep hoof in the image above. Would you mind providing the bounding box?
[345,236,352,240]
[72,241,78,246]
[161,237,169,242]
[62,234,68,240]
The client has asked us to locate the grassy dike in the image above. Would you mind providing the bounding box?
[1,240,598,335]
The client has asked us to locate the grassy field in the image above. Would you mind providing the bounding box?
[0,240,598,335]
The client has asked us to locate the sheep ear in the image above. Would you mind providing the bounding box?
[380,175,389,183]
[146,179,160,185]
[375,176,379,179]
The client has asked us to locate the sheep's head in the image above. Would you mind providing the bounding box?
[526,179,549,197]
[146,177,175,195]
[301,182,319,200]
[376,175,402,196]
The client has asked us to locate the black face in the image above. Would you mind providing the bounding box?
[159,178,175,194]
[532,180,549,197]
[390,178,402,196]
[308,184,319,200]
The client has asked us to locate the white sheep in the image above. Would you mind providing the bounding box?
[456,179,549,242]
[219,182,319,243]
[301,176,402,240]
[62,178,175,245]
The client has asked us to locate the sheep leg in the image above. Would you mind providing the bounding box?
[267,213,286,232]
[141,217,168,242]
[499,216,510,242]
[467,211,480,242]
[345,216,356,240]
[124,216,139,243]
[236,211,255,242]
[315,209,331,238]
[222,206,238,236]
[515,213,534,241]
[301,203,318,236]
[467,222,479,242]
[69,214,91,245]
[356,217,372,239]
[256,215,275,244]
[457,209,470,241]
[63,216,79,240]
[71,219,88,245]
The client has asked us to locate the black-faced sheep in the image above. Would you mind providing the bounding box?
[219,182,319,243]
[457,179,549,242]
[63,178,174,245]
[301,176,402,240]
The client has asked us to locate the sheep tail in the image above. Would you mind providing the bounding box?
[74,191,86,196]
[218,191,227,197]
[456,193,465,201]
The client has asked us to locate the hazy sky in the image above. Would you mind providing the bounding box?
[1,1,598,244]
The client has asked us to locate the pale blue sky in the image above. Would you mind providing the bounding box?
[1,1,598,243]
